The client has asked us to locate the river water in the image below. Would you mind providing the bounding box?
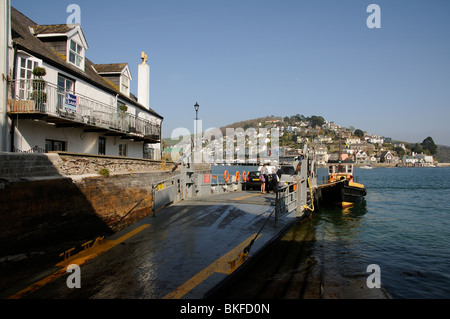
[212,165,450,299]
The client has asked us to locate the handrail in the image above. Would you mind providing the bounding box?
[7,79,161,139]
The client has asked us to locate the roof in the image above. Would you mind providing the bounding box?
[10,7,163,120]
[93,63,129,74]
[31,24,74,35]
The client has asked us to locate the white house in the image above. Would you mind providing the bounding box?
[366,135,384,145]
[346,138,361,145]
[314,145,329,166]
[355,150,369,163]
[2,7,163,159]
[403,153,434,167]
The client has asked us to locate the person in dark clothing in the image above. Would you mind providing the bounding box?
[270,165,279,192]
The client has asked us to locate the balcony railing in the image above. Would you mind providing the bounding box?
[7,79,161,141]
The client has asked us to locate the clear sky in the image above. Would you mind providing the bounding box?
[11,0,450,146]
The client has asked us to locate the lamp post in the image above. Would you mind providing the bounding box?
[194,102,200,121]
[193,102,201,164]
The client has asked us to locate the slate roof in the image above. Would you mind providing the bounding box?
[93,63,129,74]
[31,24,73,35]
[10,7,163,120]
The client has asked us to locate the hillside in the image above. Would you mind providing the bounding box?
[436,145,450,163]
[218,116,282,133]
[164,114,450,163]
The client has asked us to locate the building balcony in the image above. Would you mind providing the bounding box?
[7,79,161,143]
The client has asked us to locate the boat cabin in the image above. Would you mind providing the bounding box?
[327,161,354,183]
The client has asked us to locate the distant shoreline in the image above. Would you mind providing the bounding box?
[316,163,450,168]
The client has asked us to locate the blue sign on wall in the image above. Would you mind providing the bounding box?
[64,93,79,113]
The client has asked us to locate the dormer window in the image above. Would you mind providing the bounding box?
[94,63,132,97]
[69,40,83,68]
[121,75,130,96]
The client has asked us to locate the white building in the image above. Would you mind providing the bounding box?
[366,135,384,145]
[1,0,12,152]
[2,6,163,159]
[314,145,329,166]
[403,152,434,167]
[346,138,361,145]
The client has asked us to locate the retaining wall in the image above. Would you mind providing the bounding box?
[0,151,180,292]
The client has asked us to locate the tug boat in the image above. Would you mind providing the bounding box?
[319,159,367,208]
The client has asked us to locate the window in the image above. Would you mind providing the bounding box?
[57,75,75,108]
[121,76,129,95]
[45,140,66,153]
[19,57,38,80]
[119,144,127,157]
[144,145,154,159]
[58,75,75,93]
[98,137,106,155]
[17,56,39,99]
[68,40,83,68]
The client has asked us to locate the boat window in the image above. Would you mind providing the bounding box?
[281,166,295,175]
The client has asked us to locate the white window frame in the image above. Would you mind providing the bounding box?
[16,54,41,100]
[57,74,76,109]
[119,144,128,157]
[68,39,84,69]
[121,75,130,95]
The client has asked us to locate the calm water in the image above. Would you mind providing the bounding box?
[212,165,450,299]
[328,166,450,299]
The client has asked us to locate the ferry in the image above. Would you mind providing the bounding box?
[319,159,367,208]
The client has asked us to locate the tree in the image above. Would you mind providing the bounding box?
[421,136,437,155]
[309,115,325,127]
[394,146,405,157]
[411,143,423,154]
[31,67,47,107]
[354,129,364,138]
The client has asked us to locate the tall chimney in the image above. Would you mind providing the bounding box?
[138,51,150,109]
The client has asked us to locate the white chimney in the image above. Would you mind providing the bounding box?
[138,51,150,109]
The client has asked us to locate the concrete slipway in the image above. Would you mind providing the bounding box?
[6,191,303,299]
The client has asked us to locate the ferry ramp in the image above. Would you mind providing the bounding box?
[5,190,306,299]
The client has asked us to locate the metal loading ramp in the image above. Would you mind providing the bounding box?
[9,191,305,299]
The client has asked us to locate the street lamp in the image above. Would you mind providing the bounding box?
[193,102,201,164]
[194,102,200,121]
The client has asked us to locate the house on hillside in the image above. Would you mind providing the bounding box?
[2,7,163,159]
[355,150,369,163]
[314,145,329,166]
[379,151,394,164]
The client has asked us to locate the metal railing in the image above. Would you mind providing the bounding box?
[7,79,160,140]
[274,182,298,220]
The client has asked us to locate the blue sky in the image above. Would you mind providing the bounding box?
[11,0,450,145]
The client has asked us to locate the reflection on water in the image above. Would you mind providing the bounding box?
[211,167,450,299]
[314,167,450,299]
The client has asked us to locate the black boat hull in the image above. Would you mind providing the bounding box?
[319,180,367,208]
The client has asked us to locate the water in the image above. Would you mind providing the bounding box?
[212,165,450,299]
[331,166,450,299]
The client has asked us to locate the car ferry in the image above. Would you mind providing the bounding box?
[319,159,367,208]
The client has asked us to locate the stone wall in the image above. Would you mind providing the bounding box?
[55,152,171,176]
[0,171,179,257]
[0,151,173,179]
[0,151,180,292]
